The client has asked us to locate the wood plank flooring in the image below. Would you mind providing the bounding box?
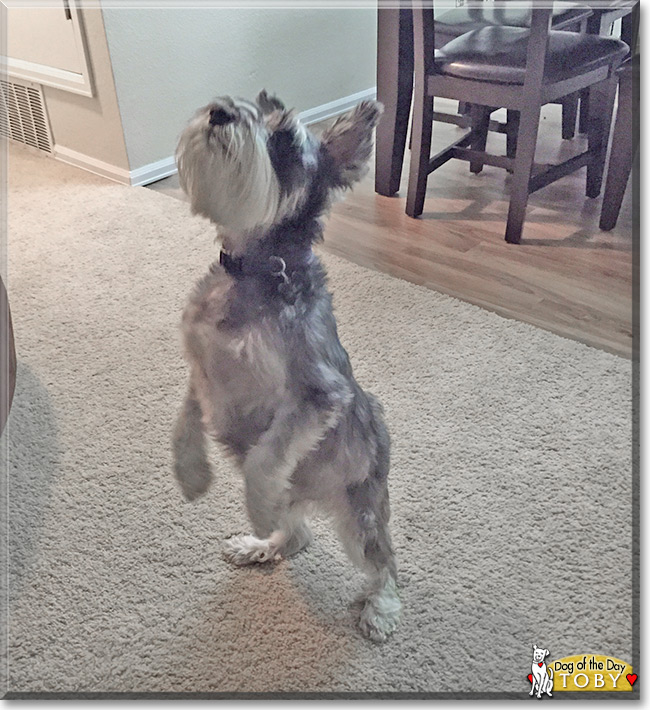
[148,101,635,358]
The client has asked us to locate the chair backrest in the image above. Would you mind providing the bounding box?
[412,0,553,98]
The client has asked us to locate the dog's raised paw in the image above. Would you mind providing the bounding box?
[223,535,282,566]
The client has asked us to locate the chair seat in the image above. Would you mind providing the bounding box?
[435,27,629,85]
[434,2,592,35]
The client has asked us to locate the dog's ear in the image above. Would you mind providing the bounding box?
[321,100,383,189]
[256,89,286,115]
[533,644,538,651]
[545,650,549,657]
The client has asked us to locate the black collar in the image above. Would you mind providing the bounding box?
[218,247,313,304]
[219,250,244,276]
[219,249,294,279]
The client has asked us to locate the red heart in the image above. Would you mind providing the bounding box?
[528,674,533,683]
[627,674,637,687]
[538,662,544,667]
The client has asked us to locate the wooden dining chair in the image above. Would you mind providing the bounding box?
[433,1,592,139]
[435,3,591,40]
[406,2,629,244]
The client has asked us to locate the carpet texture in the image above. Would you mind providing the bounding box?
[4,145,633,696]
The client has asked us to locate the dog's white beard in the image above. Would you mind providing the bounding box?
[176,118,280,235]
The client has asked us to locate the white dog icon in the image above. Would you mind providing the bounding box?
[530,644,554,698]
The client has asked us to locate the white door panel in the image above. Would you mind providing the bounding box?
[8,5,82,74]
[2,0,92,97]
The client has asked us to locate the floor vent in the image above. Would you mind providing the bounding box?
[0,79,53,153]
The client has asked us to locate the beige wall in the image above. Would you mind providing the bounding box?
[42,6,129,172]
[101,8,377,172]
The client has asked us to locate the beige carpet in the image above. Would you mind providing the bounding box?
[4,144,634,697]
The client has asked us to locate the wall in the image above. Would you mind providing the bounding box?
[42,5,130,175]
[101,7,377,174]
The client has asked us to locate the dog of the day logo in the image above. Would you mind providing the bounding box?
[527,645,636,696]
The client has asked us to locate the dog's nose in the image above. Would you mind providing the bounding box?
[209,107,235,127]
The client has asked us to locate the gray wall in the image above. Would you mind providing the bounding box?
[101,8,377,172]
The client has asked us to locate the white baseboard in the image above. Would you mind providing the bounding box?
[55,87,378,188]
[129,156,178,187]
[298,86,377,126]
[54,145,131,185]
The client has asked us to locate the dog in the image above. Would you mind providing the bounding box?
[172,91,401,642]
[530,645,554,698]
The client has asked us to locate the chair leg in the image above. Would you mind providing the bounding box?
[469,105,491,174]
[578,88,590,134]
[506,109,520,171]
[586,75,618,199]
[505,104,541,244]
[580,10,614,135]
[406,90,434,218]
[599,134,634,231]
[600,75,634,230]
[561,92,579,139]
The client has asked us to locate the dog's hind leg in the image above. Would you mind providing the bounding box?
[335,477,401,643]
[241,378,350,531]
[172,386,213,501]
[224,394,347,563]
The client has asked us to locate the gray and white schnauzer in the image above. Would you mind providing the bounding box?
[172,91,401,642]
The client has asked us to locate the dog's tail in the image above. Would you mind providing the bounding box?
[172,391,213,501]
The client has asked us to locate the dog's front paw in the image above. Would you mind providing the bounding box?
[223,535,282,566]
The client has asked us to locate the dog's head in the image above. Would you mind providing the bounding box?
[175,91,382,243]
[532,645,550,663]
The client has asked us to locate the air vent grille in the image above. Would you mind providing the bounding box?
[0,80,53,153]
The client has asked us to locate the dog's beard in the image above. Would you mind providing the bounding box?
[176,116,280,235]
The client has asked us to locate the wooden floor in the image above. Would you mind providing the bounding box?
[149,102,635,359]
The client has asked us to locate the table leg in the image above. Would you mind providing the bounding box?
[375,7,414,196]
